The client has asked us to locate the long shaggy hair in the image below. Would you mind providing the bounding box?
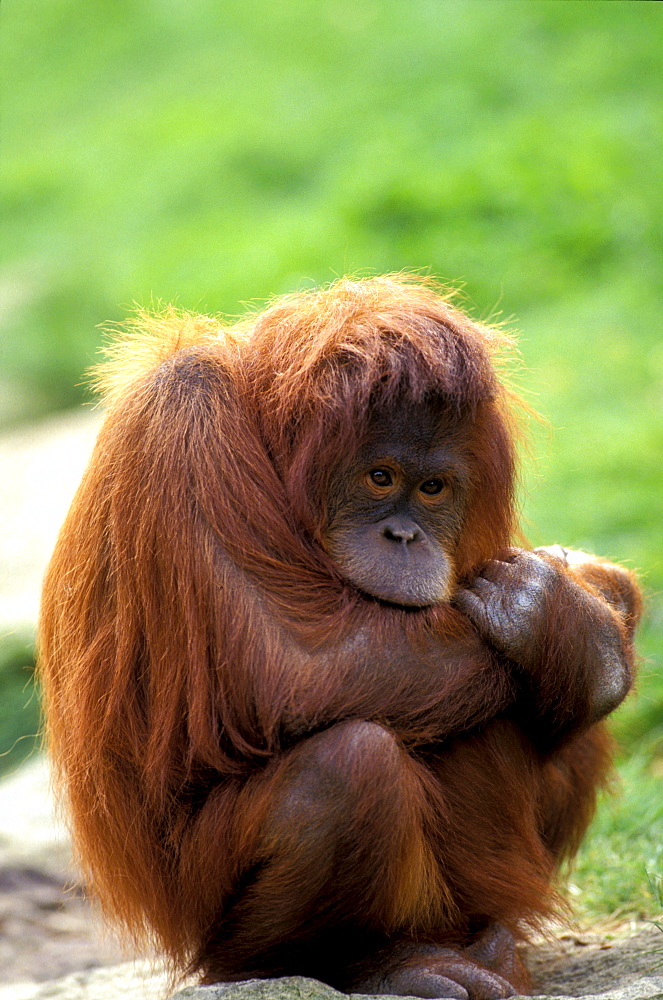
[38,274,620,984]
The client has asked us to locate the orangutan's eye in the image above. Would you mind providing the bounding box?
[368,469,393,488]
[419,478,446,496]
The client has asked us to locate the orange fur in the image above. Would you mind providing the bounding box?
[39,275,639,991]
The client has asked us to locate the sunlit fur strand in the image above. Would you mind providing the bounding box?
[90,306,243,410]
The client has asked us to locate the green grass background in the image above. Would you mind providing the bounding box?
[2,0,662,923]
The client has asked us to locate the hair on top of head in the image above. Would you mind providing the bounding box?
[91,275,523,556]
[241,273,515,412]
[93,274,518,414]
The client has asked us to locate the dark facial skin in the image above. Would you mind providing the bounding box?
[325,406,471,607]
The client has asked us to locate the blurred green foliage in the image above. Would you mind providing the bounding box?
[1,0,662,918]
[0,636,40,773]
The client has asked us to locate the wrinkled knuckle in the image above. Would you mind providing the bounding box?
[591,648,631,720]
[514,578,544,615]
[532,555,560,588]
[482,559,502,580]
[455,589,482,614]
[515,551,549,584]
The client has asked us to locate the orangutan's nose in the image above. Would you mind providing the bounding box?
[381,520,422,545]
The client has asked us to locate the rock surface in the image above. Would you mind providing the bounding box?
[171,971,663,1000]
[1,964,663,1000]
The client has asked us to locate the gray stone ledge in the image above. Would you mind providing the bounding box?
[2,969,663,1000]
[173,975,663,1000]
